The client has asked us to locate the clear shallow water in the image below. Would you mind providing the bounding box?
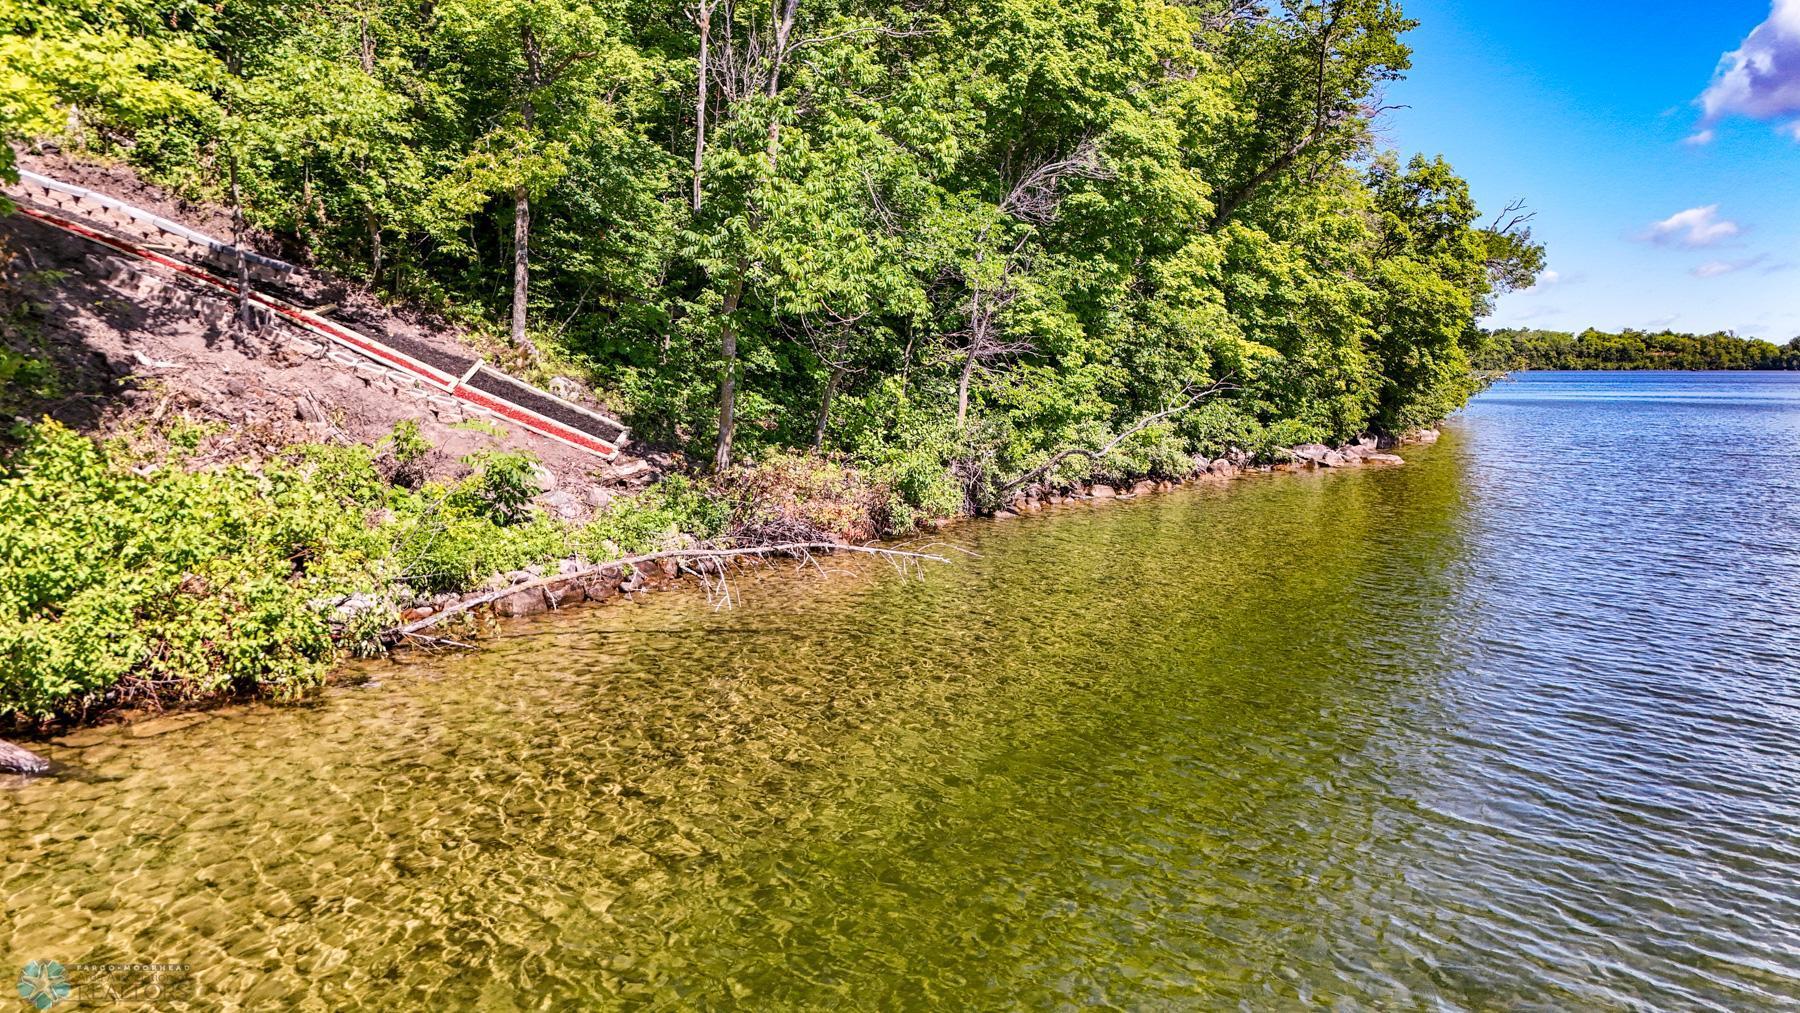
[4,370,1799,1009]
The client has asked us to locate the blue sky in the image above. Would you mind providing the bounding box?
[1384,0,1799,340]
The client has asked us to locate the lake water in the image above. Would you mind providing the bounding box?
[4,371,1798,1008]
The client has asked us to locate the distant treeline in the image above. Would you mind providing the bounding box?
[1478,328,1800,371]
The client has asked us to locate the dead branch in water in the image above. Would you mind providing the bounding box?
[395,541,953,635]
[996,379,1238,497]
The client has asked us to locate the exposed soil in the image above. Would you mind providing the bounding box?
[2,155,667,511]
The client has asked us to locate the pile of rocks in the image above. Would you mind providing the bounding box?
[998,430,1431,515]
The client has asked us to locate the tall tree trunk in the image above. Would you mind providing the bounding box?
[764,0,800,167]
[367,208,383,284]
[227,146,251,334]
[956,351,976,428]
[511,185,537,358]
[513,27,543,359]
[359,12,375,73]
[714,276,744,472]
[691,0,712,212]
[355,14,380,284]
[813,368,838,451]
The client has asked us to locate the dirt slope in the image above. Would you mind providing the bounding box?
[2,157,665,514]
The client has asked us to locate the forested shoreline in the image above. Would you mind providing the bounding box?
[1478,327,1800,372]
[5,0,1542,465]
[1,0,1544,723]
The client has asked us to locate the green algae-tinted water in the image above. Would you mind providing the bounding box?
[5,372,1799,1009]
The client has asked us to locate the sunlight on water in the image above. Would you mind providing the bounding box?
[4,371,1798,1008]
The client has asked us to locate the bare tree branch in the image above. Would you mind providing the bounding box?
[1485,197,1536,237]
[996,379,1240,496]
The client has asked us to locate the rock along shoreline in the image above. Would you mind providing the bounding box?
[0,426,1439,775]
[379,426,1438,641]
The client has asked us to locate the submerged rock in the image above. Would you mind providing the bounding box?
[0,739,50,775]
[1365,453,1405,466]
[1090,484,1117,499]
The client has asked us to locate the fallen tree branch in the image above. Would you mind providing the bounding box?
[395,542,952,635]
[996,379,1238,497]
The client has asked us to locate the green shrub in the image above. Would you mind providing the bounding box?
[386,419,431,466]
[0,422,342,718]
[451,450,541,526]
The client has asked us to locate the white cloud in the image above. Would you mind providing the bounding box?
[1641,205,1741,247]
[1692,254,1771,278]
[1684,128,1716,146]
[1696,1,1800,137]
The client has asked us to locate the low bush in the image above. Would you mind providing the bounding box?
[0,420,734,722]
[724,452,893,543]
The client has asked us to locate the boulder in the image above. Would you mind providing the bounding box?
[400,606,435,623]
[607,460,656,484]
[1413,427,1440,445]
[0,739,50,775]
[543,578,587,608]
[1320,451,1349,468]
[536,489,584,521]
[582,567,625,599]
[1131,480,1156,496]
[331,592,382,621]
[492,587,549,618]
[1209,458,1237,478]
[1289,443,1331,464]
[1090,484,1117,499]
[1365,453,1406,466]
[582,485,615,511]
[993,509,1020,519]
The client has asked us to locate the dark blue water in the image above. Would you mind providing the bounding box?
[1426,371,1800,1008]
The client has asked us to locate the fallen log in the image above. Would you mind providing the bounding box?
[395,541,952,635]
[0,739,50,775]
